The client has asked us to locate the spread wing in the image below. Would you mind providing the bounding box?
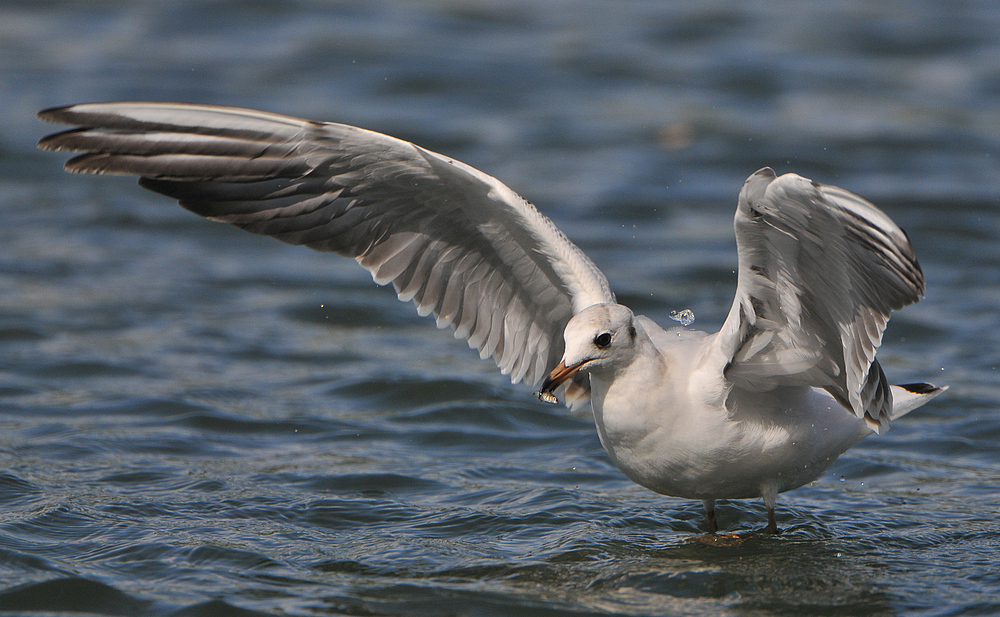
[715,168,925,432]
[38,102,615,406]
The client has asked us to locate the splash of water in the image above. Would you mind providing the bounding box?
[669,309,695,327]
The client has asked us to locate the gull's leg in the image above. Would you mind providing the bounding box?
[762,483,780,534]
[766,507,778,534]
[702,499,718,533]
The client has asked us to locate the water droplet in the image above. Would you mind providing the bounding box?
[669,309,695,326]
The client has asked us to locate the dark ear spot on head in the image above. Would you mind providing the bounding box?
[629,326,636,342]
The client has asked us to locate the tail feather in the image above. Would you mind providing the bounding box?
[890,383,948,420]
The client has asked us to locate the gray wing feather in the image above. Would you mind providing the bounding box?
[38,102,614,398]
[716,168,925,432]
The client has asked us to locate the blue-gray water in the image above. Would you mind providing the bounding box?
[2,2,999,615]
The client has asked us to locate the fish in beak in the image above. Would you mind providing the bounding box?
[535,359,590,404]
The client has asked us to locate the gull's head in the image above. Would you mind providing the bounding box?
[538,304,637,399]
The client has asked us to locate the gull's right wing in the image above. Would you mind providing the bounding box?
[38,102,617,406]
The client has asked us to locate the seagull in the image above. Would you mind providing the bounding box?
[38,102,946,533]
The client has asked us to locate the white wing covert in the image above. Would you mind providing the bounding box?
[716,168,925,432]
[38,102,615,405]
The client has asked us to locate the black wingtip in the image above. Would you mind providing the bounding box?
[37,105,77,124]
[36,127,84,151]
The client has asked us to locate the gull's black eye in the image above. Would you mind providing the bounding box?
[594,332,612,349]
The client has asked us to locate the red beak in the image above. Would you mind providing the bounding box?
[535,359,589,404]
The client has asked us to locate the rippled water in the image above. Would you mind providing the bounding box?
[2,1,999,615]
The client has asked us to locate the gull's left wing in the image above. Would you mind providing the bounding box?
[714,168,926,432]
